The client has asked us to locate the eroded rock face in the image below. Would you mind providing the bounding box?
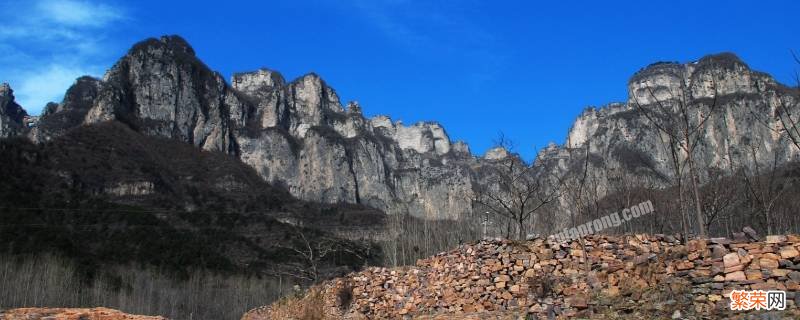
[370,117,452,155]
[72,36,483,219]
[0,83,27,138]
[22,36,800,223]
[483,146,509,160]
[84,35,243,153]
[231,68,478,218]
[540,52,800,228]
[231,68,285,94]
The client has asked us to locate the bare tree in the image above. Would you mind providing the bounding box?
[561,142,593,272]
[564,142,592,227]
[473,134,562,240]
[748,52,800,152]
[739,143,789,235]
[781,51,800,149]
[631,70,720,238]
[382,211,480,267]
[275,225,370,282]
[701,169,740,235]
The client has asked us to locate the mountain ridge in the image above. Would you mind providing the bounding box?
[3,35,799,226]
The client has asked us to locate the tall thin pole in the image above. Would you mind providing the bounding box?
[483,212,489,239]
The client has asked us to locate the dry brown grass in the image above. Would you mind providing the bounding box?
[252,287,327,320]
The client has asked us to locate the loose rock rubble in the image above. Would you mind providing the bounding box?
[250,233,800,319]
[0,307,167,320]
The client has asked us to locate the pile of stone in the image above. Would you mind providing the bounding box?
[0,307,167,320]
[252,233,800,319]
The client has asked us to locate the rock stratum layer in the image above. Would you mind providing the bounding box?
[0,307,166,320]
[250,233,800,319]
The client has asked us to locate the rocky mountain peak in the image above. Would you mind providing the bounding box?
[538,52,800,224]
[484,146,509,160]
[66,35,476,219]
[30,76,102,142]
[85,35,239,152]
[627,52,773,106]
[694,52,747,71]
[51,76,101,114]
[0,82,27,138]
[18,35,797,224]
[129,35,196,59]
[231,68,286,95]
[0,82,11,96]
[368,117,453,155]
[566,102,630,148]
[451,140,471,156]
[628,61,687,106]
[289,73,343,112]
[346,101,362,114]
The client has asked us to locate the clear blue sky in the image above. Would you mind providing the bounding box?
[2,0,798,159]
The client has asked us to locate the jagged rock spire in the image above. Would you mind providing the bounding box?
[0,82,28,138]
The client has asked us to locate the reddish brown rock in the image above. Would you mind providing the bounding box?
[723,252,741,268]
[745,270,763,280]
[766,235,787,244]
[250,233,800,320]
[567,295,588,309]
[760,258,779,269]
[676,261,694,270]
[0,308,166,320]
[780,246,799,259]
[725,271,747,281]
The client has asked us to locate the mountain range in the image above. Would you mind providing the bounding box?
[1,34,798,241]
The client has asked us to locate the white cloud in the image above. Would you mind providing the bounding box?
[15,64,101,111]
[37,0,124,28]
[0,0,126,114]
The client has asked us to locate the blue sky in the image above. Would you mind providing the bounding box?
[1,0,798,159]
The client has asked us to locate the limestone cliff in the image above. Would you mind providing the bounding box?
[12,37,799,222]
[62,35,482,219]
[230,67,478,219]
[542,53,799,226]
[83,36,243,153]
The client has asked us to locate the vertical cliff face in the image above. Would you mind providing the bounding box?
[640,54,799,170]
[42,35,480,219]
[541,53,800,225]
[13,36,798,222]
[0,83,27,138]
[84,36,244,153]
[230,66,477,219]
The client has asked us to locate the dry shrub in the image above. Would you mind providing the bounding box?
[335,283,353,311]
[264,287,327,320]
[527,274,567,299]
[298,289,325,320]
